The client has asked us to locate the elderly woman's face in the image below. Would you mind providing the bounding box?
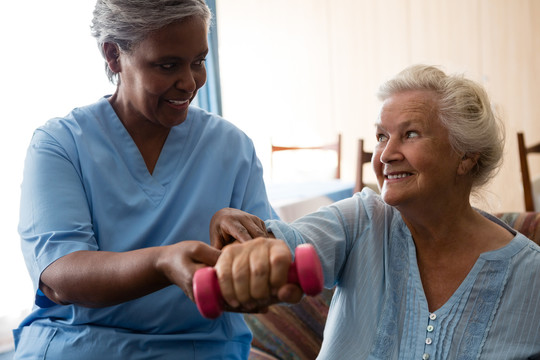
[373,90,462,208]
[114,17,208,129]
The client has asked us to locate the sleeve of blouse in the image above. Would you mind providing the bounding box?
[266,193,371,288]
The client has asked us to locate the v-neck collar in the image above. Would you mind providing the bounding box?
[100,97,194,205]
[405,216,526,316]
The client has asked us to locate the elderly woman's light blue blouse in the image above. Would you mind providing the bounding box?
[266,188,540,360]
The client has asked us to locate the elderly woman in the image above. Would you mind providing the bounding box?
[210,65,540,359]
[14,0,272,359]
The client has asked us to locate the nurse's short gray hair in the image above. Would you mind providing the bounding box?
[90,0,212,83]
[377,64,505,190]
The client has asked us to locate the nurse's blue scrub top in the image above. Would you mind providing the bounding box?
[15,97,273,359]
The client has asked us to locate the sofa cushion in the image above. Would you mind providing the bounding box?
[495,212,540,245]
[246,288,333,360]
[247,347,280,360]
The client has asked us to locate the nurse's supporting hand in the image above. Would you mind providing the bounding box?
[210,208,271,249]
[157,240,222,302]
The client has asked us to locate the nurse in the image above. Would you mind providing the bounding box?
[14,0,272,359]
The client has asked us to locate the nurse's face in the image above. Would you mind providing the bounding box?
[111,16,208,130]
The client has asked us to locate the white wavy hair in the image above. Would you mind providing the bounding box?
[377,64,505,190]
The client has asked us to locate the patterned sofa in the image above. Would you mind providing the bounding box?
[245,212,540,360]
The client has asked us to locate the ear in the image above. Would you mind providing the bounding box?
[457,153,480,175]
[103,42,121,74]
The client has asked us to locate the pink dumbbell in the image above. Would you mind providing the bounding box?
[193,243,324,319]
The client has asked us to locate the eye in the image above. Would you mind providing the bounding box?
[406,131,419,139]
[159,63,177,70]
[377,133,388,142]
[193,58,207,66]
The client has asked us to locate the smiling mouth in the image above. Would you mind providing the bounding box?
[386,173,412,180]
[167,99,189,105]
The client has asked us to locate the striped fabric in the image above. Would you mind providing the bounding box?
[495,212,540,245]
[246,289,333,360]
[246,211,540,360]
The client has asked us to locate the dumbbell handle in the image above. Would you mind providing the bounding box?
[193,244,323,319]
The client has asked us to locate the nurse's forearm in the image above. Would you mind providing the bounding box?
[39,241,220,308]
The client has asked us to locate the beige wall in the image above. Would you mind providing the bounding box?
[217,0,540,212]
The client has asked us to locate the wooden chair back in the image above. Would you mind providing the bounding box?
[271,134,342,180]
[517,132,540,211]
[354,139,373,193]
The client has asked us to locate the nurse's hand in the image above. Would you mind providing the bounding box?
[213,237,303,312]
[210,208,271,249]
[157,241,222,302]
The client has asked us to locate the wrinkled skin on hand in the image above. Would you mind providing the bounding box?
[214,237,303,313]
[207,208,302,313]
[210,207,271,249]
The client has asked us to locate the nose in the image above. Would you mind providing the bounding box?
[175,66,198,93]
[379,137,404,164]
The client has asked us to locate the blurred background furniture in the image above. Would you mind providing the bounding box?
[270,134,342,181]
[267,180,354,222]
[354,138,373,193]
[517,132,540,211]
[267,135,381,222]
[267,134,354,222]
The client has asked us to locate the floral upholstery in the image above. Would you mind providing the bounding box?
[495,212,540,245]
